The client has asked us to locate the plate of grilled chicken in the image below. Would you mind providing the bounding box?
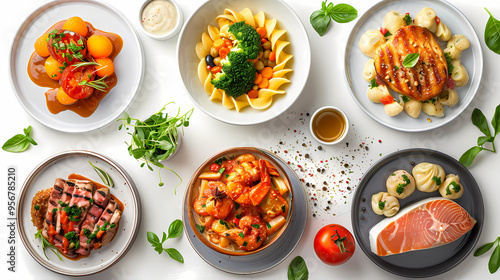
[344,0,483,132]
[17,150,141,276]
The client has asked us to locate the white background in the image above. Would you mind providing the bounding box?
[2,0,500,279]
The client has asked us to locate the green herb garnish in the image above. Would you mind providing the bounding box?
[446,181,461,195]
[118,103,193,188]
[78,75,109,92]
[34,205,40,210]
[432,176,442,186]
[35,229,63,261]
[146,219,184,263]
[460,105,500,167]
[310,1,358,36]
[242,241,248,247]
[238,232,245,238]
[88,161,114,187]
[266,222,272,229]
[370,78,379,89]
[402,96,410,103]
[384,31,392,37]
[195,224,205,233]
[288,256,309,280]
[2,126,37,153]
[484,8,500,55]
[251,224,260,229]
[403,53,420,68]
[474,236,500,274]
[378,201,386,210]
[404,14,412,25]
[444,52,455,75]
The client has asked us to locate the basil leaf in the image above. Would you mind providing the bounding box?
[147,231,159,245]
[167,219,183,239]
[195,224,205,233]
[492,104,500,136]
[459,146,484,167]
[472,108,492,137]
[329,4,358,23]
[478,136,494,146]
[484,8,500,55]
[402,53,420,68]
[489,244,500,274]
[310,10,331,36]
[161,232,167,243]
[164,248,184,263]
[88,161,114,187]
[2,134,30,153]
[288,256,309,280]
[475,241,496,256]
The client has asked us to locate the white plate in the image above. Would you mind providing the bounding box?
[17,150,141,276]
[344,0,483,132]
[9,0,144,133]
[177,0,311,126]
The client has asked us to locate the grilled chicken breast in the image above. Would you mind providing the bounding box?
[374,25,448,101]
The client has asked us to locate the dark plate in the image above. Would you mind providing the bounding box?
[351,149,483,278]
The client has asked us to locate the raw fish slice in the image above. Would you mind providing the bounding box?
[369,198,476,256]
[76,188,110,255]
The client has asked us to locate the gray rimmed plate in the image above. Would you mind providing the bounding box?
[9,0,144,133]
[351,148,483,278]
[344,0,483,132]
[17,150,141,276]
[182,148,308,274]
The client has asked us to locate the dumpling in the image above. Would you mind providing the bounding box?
[400,95,422,118]
[359,29,385,57]
[386,170,415,199]
[367,85,390,103]
[371,192,400,217]
[435,22,451,41]
[439,174,464,199]
[412,162,446,192]
[422,100,445,117]
[439,88,459,107]
[363,59,376,81]
[450,59,469,87]
[414,7,437,33]
[384,101,404,117]
[383,11,406,35]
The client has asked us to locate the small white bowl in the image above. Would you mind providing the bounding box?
[139,0,183,40]
[309,106,349,145]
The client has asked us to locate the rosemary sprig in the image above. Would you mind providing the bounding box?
[88,161,114,187]
[78,76,109,92]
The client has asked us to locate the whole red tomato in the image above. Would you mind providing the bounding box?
[313,224,355,266]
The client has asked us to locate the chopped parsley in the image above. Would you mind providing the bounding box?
[238,232,245,238]
[391,173,396,176]
[446,181,461,195]
[266,222,272,229]
[378,201,386,210]
[396,183,406,194]
[218,167,225,174]
[242,241,248,247]
[34,205,40,210]
[214,157,226,166]
[402,95,410,103]
[404,14,412,25]
[281,205,286,213]
[219,219,229,229]
[251,224,260,229]
[394,66,399,70]
[432,176,442,186]
[370,78,379,89]
[235,214,242,219]
[384,30,393,37]
[444,53,454,75]
[196,224,205,233]
[257,236,261,243]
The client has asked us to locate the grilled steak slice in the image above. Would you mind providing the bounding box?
[42,178,65,240]
[374,25,448,101]
[66,180,95,234]
[101,209,122,246]
[55,180,75,234]
[76,188,110,255]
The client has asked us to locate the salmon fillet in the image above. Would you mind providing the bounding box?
[374,25,448,101]
[369,198,476,256]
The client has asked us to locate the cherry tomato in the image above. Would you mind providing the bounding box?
[447,75,456,90]
[210,163,221,172]
[47,29,87,65]
[313,224,355,266]
[60,65,96,99]
[95,58,115,77]
[34,34,50,57]
[435,16,441,25]
[219,47,230,59]
[87,35,113,58]
[380,95,395,105]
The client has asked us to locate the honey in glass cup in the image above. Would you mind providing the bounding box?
[310,106,349,145]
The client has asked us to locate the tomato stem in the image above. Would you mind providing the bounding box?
[331,230,349,254]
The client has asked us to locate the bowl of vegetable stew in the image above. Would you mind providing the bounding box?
[184,147,294,256]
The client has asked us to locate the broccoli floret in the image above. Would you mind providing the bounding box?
[228,21,261,60]
[211,52,256,98]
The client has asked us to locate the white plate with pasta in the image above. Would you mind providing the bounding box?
[344,0,483,132]
[177,0,310,125]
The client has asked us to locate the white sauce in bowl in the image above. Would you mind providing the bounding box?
[141,0,178,35]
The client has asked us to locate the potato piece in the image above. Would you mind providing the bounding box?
[198,180,209,199]
[271,177,289,195]
[219,236,230,248]
[199,171,222,180]
[266,216,286,235]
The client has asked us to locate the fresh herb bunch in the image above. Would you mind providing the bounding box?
[35,229,63,261]
[459,105,500,167]
[310,1,358,36]
[147,219,184,263]
[2,126,37,153]
[89,161,114,187]
[474,236,500,274]
[288,256,308,280]
[484,8,500,55]
[118,103,193,187]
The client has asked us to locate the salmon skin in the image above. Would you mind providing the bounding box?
[369,197,476,256]
[374,25,448,101]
